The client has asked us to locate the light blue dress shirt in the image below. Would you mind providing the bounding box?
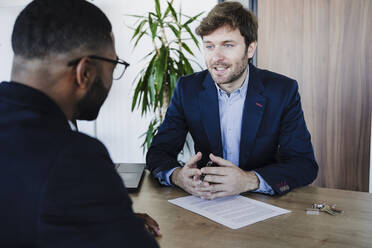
[156,66,274,195]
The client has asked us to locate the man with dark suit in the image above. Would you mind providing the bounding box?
[0,0,159,247]
[146,1,318,199]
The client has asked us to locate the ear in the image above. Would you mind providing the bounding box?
[75,57,97,92]
[247,41,257,59]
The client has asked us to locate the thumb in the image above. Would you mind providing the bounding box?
[185,151,202,168]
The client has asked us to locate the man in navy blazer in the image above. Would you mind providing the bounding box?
[0,0,159,247]
[146,2,318,198]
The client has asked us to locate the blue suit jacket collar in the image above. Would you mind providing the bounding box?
[198,65,267,167]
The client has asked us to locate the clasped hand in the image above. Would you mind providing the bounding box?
[171,152,259,200]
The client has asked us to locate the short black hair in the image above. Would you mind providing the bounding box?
[12,0,112,59]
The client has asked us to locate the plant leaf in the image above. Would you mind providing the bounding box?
[150,20,159,41]
[167,1,178,22]
[163,2,171,18]
[139,50,156,62]
[146,120,154,148]
[126,14,147,18]
[182,11,203,26]
[148,12,153,29]
[155,0,161,18]
[181,42,194,56]
[154,45,169,93]
[131,54,157,114]
[131,79,142,111]
[133,30,147,47]
[131,19,147,41]
[148,66,156,104]
[168,23,180,38]
[140,118,159,153]
[184,25,200,49]
[179,51,193,74]
[129,1,202,149]
[170,71,178,90]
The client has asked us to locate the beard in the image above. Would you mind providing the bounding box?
[75,76,109,121]
[208,51,249,85]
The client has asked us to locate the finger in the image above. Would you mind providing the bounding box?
[191,179,209,188]
[143,219,161,237]
[209,153,235,167]
[145,223,162,237]
[185,152,202,168]
[204,183,226,192]
[141,213,160,229]
[193,174,206,181]
[202,174,226,184]
[197,191,214,200]
[189,180,211,193]
[192,189,212,199]
[148,224,162,237]
[192,175,208,187]
[194,186,212,193]
[136,213,161,233]
[201,166,228,176]
[203,190,230,200]
[185,168,202,177]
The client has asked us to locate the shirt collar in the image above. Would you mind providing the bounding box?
[68,121,78,131]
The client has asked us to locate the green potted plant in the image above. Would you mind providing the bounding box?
[128,0,203,152]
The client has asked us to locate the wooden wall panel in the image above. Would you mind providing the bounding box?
[257,0,372,191]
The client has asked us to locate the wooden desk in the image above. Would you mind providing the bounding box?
[130,172,372,248]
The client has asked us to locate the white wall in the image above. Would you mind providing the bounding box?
[0,4,23,81]
[0,0,217,163]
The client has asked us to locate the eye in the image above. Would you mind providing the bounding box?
[224,44,233,48]
[204,44,214,50]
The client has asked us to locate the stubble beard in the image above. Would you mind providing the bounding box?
[75,76,109,121]
[208,51,249,86]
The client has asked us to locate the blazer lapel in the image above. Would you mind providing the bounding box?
[199,73,223,157]
[239,65,267,167]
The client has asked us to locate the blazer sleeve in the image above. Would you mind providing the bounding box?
[146,78,189,177]
[39,135,159,248]
[254,81,318,195]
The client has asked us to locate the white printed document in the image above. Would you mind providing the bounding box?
[168,195,290,229]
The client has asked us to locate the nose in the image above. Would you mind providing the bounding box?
[210,46,225,64]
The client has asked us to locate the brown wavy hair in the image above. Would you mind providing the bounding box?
[195,1,258,48]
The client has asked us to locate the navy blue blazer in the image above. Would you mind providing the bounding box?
[0,82,158,248]
[146,65,318,195]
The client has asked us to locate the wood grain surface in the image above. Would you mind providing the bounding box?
[130,172,372,248]
[257,0,372,191]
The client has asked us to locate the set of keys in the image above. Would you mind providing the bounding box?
[306,203,344,216]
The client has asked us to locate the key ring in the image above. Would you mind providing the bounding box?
[312,203,325,209]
